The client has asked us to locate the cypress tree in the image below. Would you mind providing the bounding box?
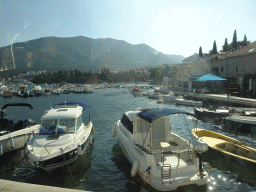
[232,30,238,50]
[199,46,203,57]
[242,34,248,46]
[223,38,228,52]
[212,40,217,54]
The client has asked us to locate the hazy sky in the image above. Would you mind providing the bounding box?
[1,0,255,57]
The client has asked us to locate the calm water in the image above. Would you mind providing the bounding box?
[1,86,256,192]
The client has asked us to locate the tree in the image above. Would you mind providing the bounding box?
[199,46,203,57]
[209,40,217,55]
[222,38,229,52]
[242,34,248,46]
[232,30,238,50]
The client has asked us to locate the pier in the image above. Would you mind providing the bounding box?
[0,179,89,192]
[165,90,256,107]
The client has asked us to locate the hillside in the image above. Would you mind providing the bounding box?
[0,36,184,72]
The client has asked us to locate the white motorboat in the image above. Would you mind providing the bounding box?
[25,101,94,171]
[30,85,44,96]
[130,86,143,97]
[0,103,40,155]
[148,93,162,99]
[52,88,62,94]
[113,108,209,191]
[142,92,150,96]
[175,98,203,107]
[1,90,12,97]
[161,92,176,103]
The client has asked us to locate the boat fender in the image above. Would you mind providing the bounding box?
[193,139,208,153]
[131,160,139,177]
[112,123,117,138]
[10,137,14,149]
[91,126,95,134]
[0,145,3,155]
[77,145,82,155]
[89,136,93,144]
[21,147,25,159]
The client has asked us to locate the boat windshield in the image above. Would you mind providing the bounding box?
[39,118,76,135]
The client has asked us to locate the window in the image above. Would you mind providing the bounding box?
[221,67,224,72]
[59,118,76,133]
[121,114,133,133]
[41,119,58,130]
[76,115,83,131]
[235,66,239,72]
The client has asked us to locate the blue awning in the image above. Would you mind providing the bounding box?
[193,74,227,82]
[54,101,89,110]
[137,108,194,123]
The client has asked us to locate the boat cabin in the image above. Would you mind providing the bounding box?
[39,104,85,135]
[121,109,194,153]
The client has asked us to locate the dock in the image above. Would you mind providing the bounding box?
[0,179,90,192]
[166,90,256,107]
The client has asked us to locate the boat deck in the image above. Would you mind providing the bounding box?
[155,151,193,169]
[199,136,228,147]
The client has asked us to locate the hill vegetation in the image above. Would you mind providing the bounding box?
[0,36,184,72]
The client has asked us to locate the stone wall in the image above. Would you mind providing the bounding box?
[211,52,256,78]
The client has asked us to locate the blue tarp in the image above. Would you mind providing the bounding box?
[137,108,194,123]
[54,101,89,110]
[193,74,227,82]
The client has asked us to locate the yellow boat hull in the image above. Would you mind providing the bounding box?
[192,128,256,168]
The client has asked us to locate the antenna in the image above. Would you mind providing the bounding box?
[48,94,52,108]
[89,105,91,122]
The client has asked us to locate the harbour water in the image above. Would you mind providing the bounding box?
[1,86,256,192]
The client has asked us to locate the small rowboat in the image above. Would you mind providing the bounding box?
[194,107,229,122]
[192,128,256,168]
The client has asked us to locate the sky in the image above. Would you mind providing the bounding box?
[0,0,256,58]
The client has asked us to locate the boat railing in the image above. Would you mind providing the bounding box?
[34,124,91,155]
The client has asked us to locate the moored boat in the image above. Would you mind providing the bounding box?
[25,101,94,171]
[113,108,209,191]
[175,98,203,107]
[221,115,256,137]
[192,128,256,168]
[130,86,143,97]
[161,92,175,103]
[0,103,40,155]
[194,106,230,122]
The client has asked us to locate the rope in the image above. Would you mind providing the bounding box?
[60,148,75,183]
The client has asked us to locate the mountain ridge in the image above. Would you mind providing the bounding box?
[0,36,185,72]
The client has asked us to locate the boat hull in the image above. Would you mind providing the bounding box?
[116,120,208,191]
[0,125,40,155]
[27,121,94,171]
[207,146,256,169]
[175,98,203,107]
[194,107,229,122]
[192,128,256,168]
[38,134,92,171]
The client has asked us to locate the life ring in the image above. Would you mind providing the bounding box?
[112,123,116,138]
[131,160,139,177]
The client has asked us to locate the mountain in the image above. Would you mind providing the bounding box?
[0,36,184,72]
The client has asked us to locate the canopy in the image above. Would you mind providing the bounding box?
[193,74,227,82]
[54,101,89,110]
[137,108,193,123]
